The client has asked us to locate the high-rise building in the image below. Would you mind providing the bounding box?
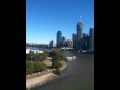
[83,33,87,38]
[89,28,94,49]
[61,36,66,47]
[82,36,89,50]
[76,19,83,49]
[67,39,73,48]
[72,33,77,49]
[49,40,55,48]
[56,31,62,48]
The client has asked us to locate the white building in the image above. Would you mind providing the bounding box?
[26,49,30,54]
[28,50,44,54]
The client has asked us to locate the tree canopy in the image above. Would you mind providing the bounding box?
[26,60,34,75]
[51,50,68,62]
[33,61,47,72]
[26,60,47,75]
[52,60,62,68]
[26,52,47,61]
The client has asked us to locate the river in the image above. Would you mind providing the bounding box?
[29,51,94,90]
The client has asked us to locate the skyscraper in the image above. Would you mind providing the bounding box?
[76,16,83,49]
[62,36,66,47]
[72,33,77,49]
[67,39,73,48]
[89,28,94,49]
[82,36,89,50]
[56,31,62,48]
[49,40,55,48]
[83,33,87,38]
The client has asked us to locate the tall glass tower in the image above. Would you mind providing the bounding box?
[72,33,77,49]
[89,28,94,49]
[62,36,66,47]
[76,20,83,49]
[56,31,62,48]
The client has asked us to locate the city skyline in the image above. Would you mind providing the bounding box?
[26,0,94,44]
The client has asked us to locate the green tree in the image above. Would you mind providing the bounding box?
[40,52,47,60]
[33,61,47,72]
[26,54,31,60]
[52,56,62,61]
[26,60,34,75]
[52,60,62,68]
[54,68,61,75]
[33,61,41,72]
[51,50,61,56]
[61,55,68,62]
[51,50,68,62]
[34,54,42,61]
[30,52,47,61]
[39,63,47,71]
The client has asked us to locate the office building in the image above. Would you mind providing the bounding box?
[82,36,89,50]
[56,31,62,48]
[67,39,73,48]
[61,36,66,47]
[76,21,83,49]
[89,28,94,49]
[49,40,55,48]
[83,33,87,38]
[72,33,77,49]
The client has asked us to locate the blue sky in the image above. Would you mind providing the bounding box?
[26,0,94,44]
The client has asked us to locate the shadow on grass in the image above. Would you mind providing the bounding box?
[47,66,54,69]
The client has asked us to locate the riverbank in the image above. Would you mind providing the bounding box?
[26,61,67,89]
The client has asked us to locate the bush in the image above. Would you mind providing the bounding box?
[51,50,68,62]
[52,56,62,61]
[33,61,47,72]
[26,52,47,61]
[62,55,68,62]
[52,60,62,68]
[26,54,32,60]
[54,68,61,75]
[26,60,34,75]
[39,63,47,71]
[51,50,61,56]
[40,52,47,60]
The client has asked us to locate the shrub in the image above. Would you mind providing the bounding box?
[52,60,62,68]
[33,61,47,72]
[54,68,61,75]
[26,60,34,75]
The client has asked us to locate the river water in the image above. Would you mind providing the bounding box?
[29,51,94,90]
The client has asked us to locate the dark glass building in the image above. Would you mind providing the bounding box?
[76,21,83,49]
[82,36,89,50]
[72,33,77,49]
[89,28,94,49]
[56,31,62,48]
[61,36,66,47]
[83,33,87,38]
[49,40,55,48]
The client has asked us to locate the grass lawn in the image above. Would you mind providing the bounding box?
[41,59,52,67]
[41,60,65,71]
